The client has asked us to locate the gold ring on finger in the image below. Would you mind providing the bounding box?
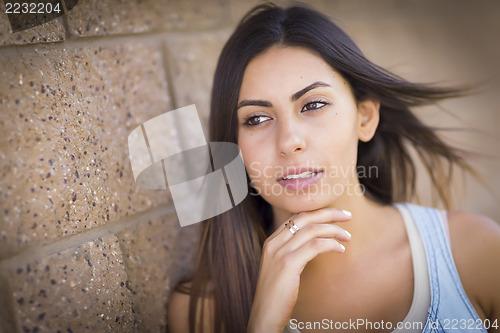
[285,219,300,236]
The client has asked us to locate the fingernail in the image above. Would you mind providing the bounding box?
[344,230,351,239]
[339,243,346,252]
[341,209,352,217]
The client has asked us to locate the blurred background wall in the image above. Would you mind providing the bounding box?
[0,0,498,332]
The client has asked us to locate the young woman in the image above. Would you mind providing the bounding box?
[168,3,500,333]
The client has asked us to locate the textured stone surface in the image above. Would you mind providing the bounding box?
[3,234,136,332]
[117,213,198,332]
[0,2,65,46]
[66,0,231,37]
[0,271,17,332]
[164,30,231,129]
[0,43,172,259]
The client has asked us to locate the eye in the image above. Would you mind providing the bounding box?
[243,115,272,127]
[301,100,329,112]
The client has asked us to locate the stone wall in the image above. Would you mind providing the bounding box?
[1,1,499,332]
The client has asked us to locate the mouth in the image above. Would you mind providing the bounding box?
[277,168,324,191]
[280,170,320,180]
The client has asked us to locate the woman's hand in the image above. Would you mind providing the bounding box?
[247,208,352,333]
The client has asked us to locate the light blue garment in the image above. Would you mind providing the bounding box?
[284,203,487,333]
[400,203,487,333]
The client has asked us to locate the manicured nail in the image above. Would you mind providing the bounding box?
[344,230,351,239]
[339,243,346,252]
[341,209,352,217]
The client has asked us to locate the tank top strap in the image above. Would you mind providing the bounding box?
[400,203,487,333]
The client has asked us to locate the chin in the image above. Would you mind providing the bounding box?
[271,194,338,213]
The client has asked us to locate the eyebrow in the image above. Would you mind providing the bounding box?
[237,99,272,109]
[237,81,331,109]
[291,81,331,101]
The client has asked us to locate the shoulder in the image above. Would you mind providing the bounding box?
[167,281,216,333]
[447,210,500,248]
[446,210,500,321]
[447,210,500,258]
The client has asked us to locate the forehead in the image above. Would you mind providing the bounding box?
[239,46,343,99]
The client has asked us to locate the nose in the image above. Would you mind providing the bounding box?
[277,116,306,156]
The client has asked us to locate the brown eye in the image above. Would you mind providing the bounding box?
[301,101,328,112]
[306,102,319,110]
[244,115,272,127]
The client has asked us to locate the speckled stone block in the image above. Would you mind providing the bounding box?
[0,2,65,46]
[0,271,17,332]
[3,234,136,332]
[0,43,173,259]
[164,29,231,128]
[117,212,198,332]
[66,0,231,37]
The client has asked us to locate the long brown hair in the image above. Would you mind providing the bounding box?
[178,3,475,332]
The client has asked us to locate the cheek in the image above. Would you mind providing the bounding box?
[318,112,358,153]
[239,138,261,181]
[242,154,269,184]
[239,131,271,170]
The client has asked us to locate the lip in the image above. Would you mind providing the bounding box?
[277,167,324,191]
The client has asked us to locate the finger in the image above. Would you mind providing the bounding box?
[276,223,351,255]
[266,213,299,242]
[262,213,299,254]
[269,208,352,250]
[275,208,352,244]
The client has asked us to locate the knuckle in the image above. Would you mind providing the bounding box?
[309,223,322,232]
[262,240,273,255]
[310,238,324,250]
[263,238,270,248]
[308,223,324,235]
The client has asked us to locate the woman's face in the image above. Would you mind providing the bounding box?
[237,46,378,216]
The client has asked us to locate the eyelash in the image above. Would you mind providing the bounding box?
[301,99,329,112]
[242,100,330,127]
